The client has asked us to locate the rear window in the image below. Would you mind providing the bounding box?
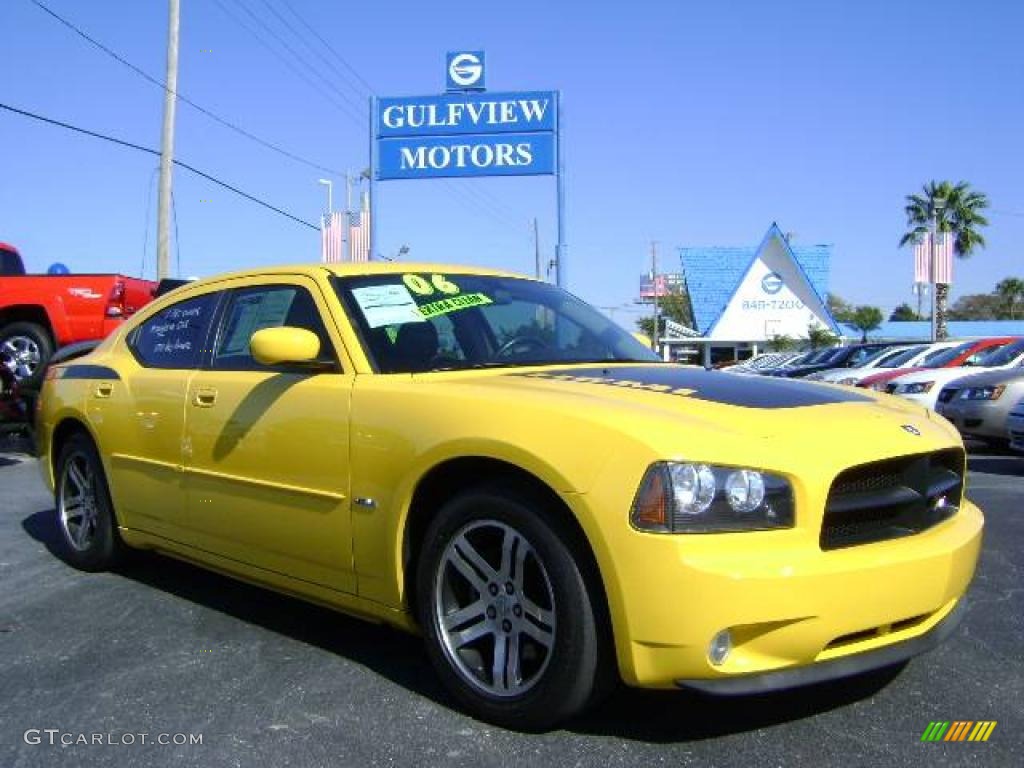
[0,247,24,276]
[129,293,220,369]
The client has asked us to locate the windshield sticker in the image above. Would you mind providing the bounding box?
[351,284,426,328]
[403,273,461,296]
[418,292,493,319]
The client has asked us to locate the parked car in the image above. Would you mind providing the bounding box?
[888,339,1024,410]
[1006,397,1024,453]
[0,242,156,387]
[765,343,897,379]
[859,337,1018,392]
[934,369,1024,448]
[37,263,983,730]
[752,347,834,376]
[806,344,917,382]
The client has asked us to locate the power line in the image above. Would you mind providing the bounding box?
[1,101,319,230]
[219,0,367,122]
[29,0,342,176]
[279,0,377,97]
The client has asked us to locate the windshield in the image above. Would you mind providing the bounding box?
[858,346,903,367]
[977,339,1024,368]
[878,345,927,368]
[334,272,661,373]
[921,341,977,368]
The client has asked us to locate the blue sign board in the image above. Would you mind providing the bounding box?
[446,51,485,91]
[377,91,556,138]
[378,133,555,180]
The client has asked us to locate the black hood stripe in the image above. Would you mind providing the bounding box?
[514,366,872,409]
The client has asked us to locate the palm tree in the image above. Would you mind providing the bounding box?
[899,181,990,339]
[996,277,1024,320]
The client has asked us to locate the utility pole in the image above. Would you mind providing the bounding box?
[650,241,660,355]
[533,218,541,279]
[156,0,180,280]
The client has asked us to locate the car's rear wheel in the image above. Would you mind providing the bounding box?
[416,487,607,731]
[55,432,123,571]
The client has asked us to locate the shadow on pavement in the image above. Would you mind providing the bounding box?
[21,507,898,741]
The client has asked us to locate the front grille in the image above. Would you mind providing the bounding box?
[937,388,959,404]
[885,383,899,394]
[821,449,964,550]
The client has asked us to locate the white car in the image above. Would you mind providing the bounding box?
[1007,395,1024,453]
[809,343,956,385]
[888,339,1024,409]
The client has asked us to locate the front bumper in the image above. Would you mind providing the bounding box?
[936,401,1008,440]
[604,499,983,689]
[677,597,965,694]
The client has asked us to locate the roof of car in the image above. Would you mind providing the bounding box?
[180,262,530,287]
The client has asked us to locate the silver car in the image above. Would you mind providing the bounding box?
[935,368,1024,447]
[1007,395,1024,453]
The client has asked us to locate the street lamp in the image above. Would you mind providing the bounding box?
[317,178,333,214]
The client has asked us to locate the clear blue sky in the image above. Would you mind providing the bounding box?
[2,0,1022,327]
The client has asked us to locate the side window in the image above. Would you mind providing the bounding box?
[130,292,219,369]
[212,285,337,372]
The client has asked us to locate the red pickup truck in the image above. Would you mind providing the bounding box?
[0,242,157,387]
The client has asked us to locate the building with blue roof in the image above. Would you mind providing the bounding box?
[675,224,838,363]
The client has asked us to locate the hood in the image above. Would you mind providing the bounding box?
[940,367,1024,389]
[421,364,946,447]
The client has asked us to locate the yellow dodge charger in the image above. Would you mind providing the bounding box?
[36,264,983,730]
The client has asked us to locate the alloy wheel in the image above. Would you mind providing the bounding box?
[58,451,100,552]
[434,520,557,698]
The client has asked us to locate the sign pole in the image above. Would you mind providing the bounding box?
[555,90,566,287]
[368,96,377,261]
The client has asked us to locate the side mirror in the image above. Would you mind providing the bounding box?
[250,327,322,367]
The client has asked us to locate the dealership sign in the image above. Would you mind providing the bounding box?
[375,55,559,180]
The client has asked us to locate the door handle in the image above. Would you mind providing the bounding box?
[94,383,113,398]
[193,387,218,407]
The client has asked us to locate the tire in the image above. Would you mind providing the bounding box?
[0,321,54,390]
[54,432,123,572]
[416,486,606,731]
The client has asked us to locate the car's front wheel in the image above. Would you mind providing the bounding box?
[416,487,609,730]
[55,432,123,571]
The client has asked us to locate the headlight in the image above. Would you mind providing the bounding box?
[959,385,1005,401]
[898,381,934,394]
[631,462,794,533]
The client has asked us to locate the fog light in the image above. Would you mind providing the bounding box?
[708,630,732,666]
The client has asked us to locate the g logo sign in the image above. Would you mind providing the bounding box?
[447,51,485,90]
[761,272,784,295]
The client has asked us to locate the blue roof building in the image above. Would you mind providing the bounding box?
[680,223,839,342]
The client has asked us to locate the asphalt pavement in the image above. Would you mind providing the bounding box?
[1,434,1021,768]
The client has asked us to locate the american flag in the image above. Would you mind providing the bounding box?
[320,211,345,264]
[348,193,371,262]
[912,232,954,285]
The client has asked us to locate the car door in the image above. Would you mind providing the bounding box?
[100,290,222,540]
[180,277,356,593]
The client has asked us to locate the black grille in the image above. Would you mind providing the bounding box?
[885,383,899,394]
[937,388,959,404]
[821,449,964,550]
